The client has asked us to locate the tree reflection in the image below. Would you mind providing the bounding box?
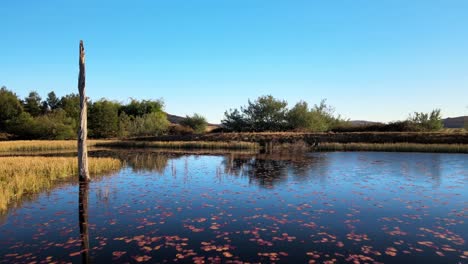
[78,182,90,264]
[222,153,328,188]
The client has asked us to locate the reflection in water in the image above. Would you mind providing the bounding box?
[79,182,90,264]
[222,153,329,188]
[0,152,465,264]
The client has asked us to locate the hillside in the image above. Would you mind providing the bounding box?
[443,116,467,128]
[349,116,467,129]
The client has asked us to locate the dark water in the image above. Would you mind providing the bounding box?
[0,151,467,264]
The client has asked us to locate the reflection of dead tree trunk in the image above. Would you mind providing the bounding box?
[78,182,90,264]
[78,40,90,182]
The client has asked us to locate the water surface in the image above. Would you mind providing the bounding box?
[0,151,467,263]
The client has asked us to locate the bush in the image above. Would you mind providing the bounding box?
[407,109,443,131]
[180,114,208,134]
[168,124,194,135]
[121,112,169,137]
[89,100,120,138]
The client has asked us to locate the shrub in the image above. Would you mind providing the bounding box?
[180,113,208,134]
[168,124,194,135]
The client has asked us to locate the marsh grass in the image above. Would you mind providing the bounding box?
[316,143,468,153]
[97,140,259,150]
[0,156,121,213]
[0,140,112,152]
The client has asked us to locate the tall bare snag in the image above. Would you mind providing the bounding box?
[78,40,90,181]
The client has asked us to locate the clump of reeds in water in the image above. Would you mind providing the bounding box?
[97,140,259,150]
[0,156,121,213]
[316,143,468,153]
[0,140,111,153]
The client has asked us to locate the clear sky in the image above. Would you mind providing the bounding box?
[2,0,467,123]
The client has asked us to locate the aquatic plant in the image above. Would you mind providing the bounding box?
[0,156,121,213]
[0,140,110,152]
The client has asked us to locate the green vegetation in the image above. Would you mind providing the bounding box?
[316,143,468,153]
[0,86,169,139]
[408,109,443,131]
[0,87,458,139]
[180,113,208,133]
[223,95,346,132]
[0,156,121,213]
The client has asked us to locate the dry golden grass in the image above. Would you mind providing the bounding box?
[0,156,121,213]
[97,140,259,150]
[316,143,468,153]
[0,140,112,152]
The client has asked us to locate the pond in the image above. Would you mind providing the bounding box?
[0,151,467,263]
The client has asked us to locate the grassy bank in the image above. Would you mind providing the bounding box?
[0,157,121,213]
[315,143,468,153]
[96,140,259,150]
[0,140,113,152]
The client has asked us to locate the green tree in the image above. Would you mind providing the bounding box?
[46,91,60,110]
[286,101,313,131]
[5,112,35,138]
[118,112,132,138]
[23,91,42,117]
[222,109,248,132]
[34,109,76,139]
[408,109,443,131]
[181,113,208,134]
[127,112,169,137]
[120,99,164,117]
[89,100,120,138]
[58,93,80,126]
[0,86,24,130]
[243,95,288,131]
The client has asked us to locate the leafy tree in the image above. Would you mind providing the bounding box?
[181,113,208,134]
[89,100,120,138]
[120,99,164,117]
[117,112,132,138]
[33,109,76,139]
[23,91,42,117]
[243,95,288,131]
[222,109,248,132]
[46,91,60,110]
[58,93,80,125]
[127,112,169,137]
[287,101,313,131]
[408,109,443,131]
[5,112,35,138]
[0,86,24,130]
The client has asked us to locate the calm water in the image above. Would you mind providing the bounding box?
[0,151,467,263]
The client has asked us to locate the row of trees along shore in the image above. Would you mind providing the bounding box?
[0,87,445,140]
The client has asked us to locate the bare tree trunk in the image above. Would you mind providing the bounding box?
[78,40,90,182]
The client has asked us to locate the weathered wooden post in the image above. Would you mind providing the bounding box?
[78,40,90,181]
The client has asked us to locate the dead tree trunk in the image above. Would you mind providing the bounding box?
[78,40,90,182]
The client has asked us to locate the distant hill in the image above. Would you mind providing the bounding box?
[349,116,467,129]
[165,113,220,131]
[443,116,467,128]
[349,120,382,126]
[165,113,186,124]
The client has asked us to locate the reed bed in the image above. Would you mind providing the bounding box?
[0,156,121,213]
[316,143,468,153]
[97,140,259,150]
[0,140,112,152]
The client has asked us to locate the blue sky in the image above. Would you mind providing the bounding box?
[2,1,467,123]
